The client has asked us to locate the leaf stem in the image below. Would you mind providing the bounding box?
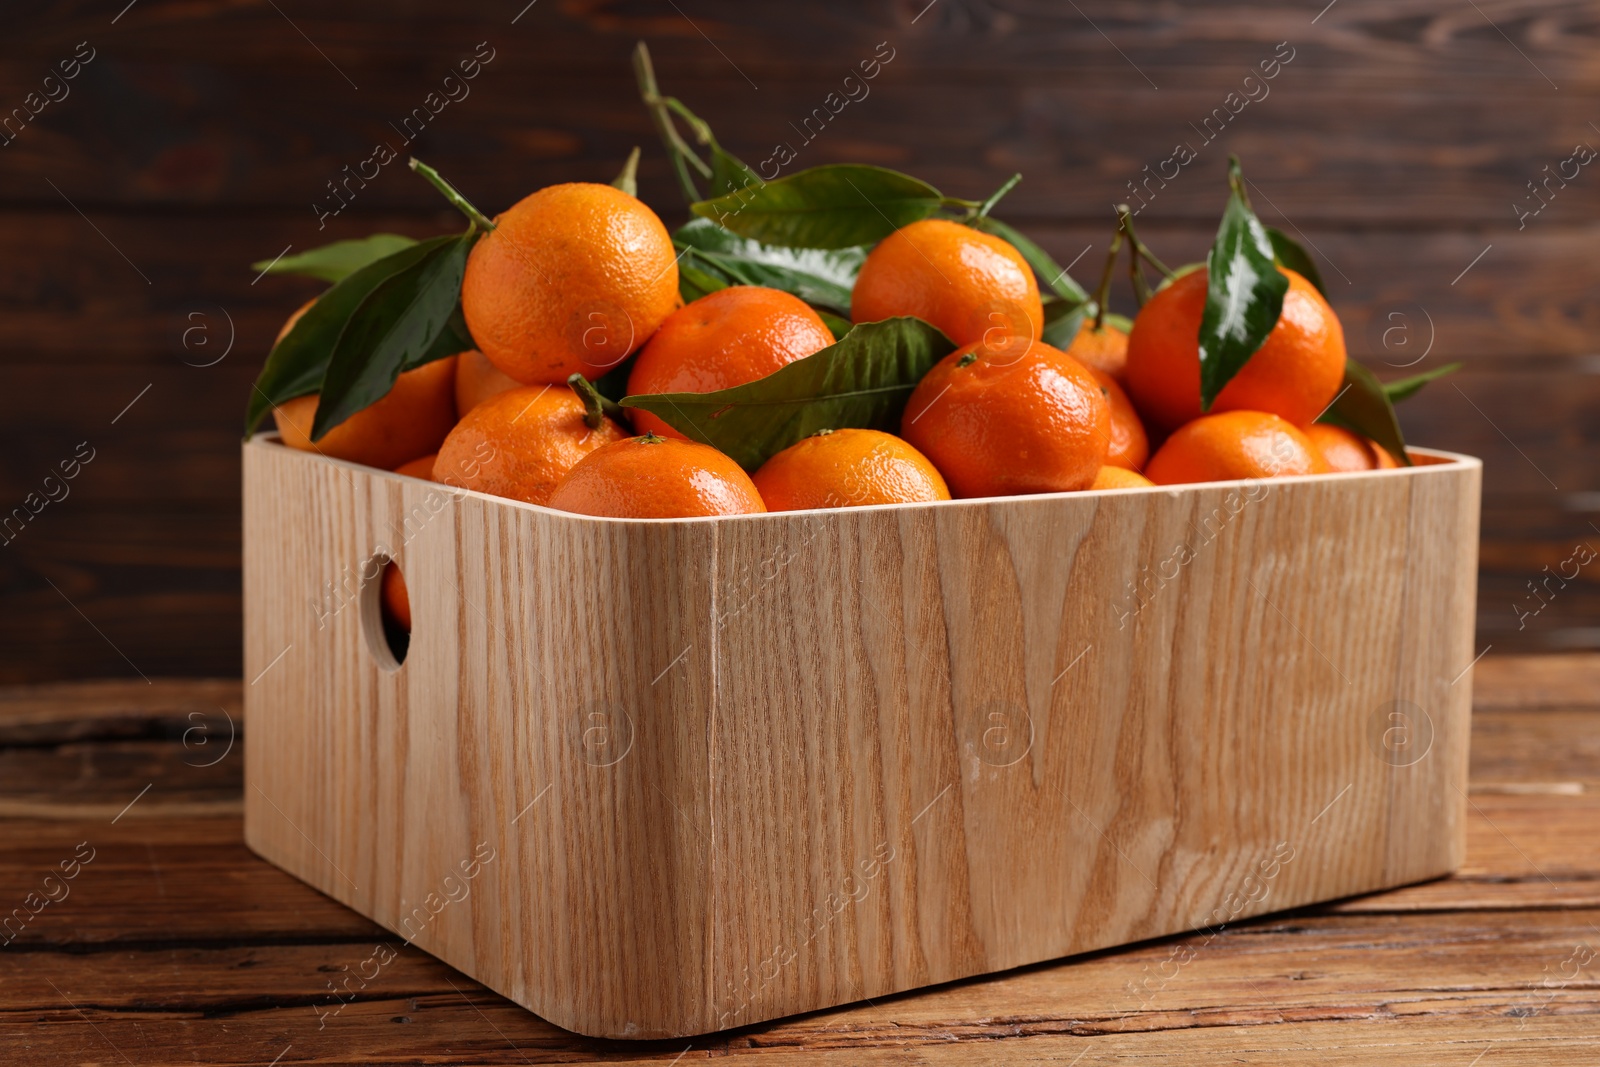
[1091,219,1124,332]
[567,373,625,430]
[611,146,641,197]
[633,41,710,203]
[408,158,496,232]
[1117,204,1173,279]
[972,172,1022,218]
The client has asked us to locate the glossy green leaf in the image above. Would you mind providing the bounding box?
[677,255,730,304]
[1383,361,1462,403]
[610,146,641,197]
[310,231,477,441]
[1198,159,1288,411]
[244,236,455,434]
[1103,312,1134,333]
[1318,358,1412,466]
[709,145,763,198]
[1266,227,1327,298]
[621,317,955,470]
[966,215,1090,304]
[1040,295,1088,350]
[674,218,865,312]
[691,164,942,249]
[251,234,419,284]
[815,309,852,341]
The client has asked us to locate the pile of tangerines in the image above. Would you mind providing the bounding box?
[271,185,1382,513]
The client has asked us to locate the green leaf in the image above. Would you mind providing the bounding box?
[621,316,955,470]
[251,234,419,284]
[245,236,455,434]
[674,217,865,313]
[709,145,763,198]
[1040,295,1088,350]
[1318,358,1412,467]
[1103,312,1134,333]
[1383,361,1462,404]
[411,303,474,369]
[966,215,1090,303]
[1198,158,1288,411]
[310,231,477,441]
[677,255,731,304]
[610,146,641,197]
[691,164,942,249]
[815,308,852,341]
[1266,227,1327,298]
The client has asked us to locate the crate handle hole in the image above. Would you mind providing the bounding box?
[361,553,410,671]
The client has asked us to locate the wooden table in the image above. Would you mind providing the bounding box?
[4,657,1597,1064]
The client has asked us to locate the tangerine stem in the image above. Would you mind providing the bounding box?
[973,172,1022,218]
[1118,205,1173,279]
[1092,212,1126,331]
[633,41,710,203]
[409,158,495,232]
[567,373,624,430]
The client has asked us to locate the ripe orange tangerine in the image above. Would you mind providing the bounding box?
[901,338,1110,498]
[393,453,437,480]
[626,286,834,439]
[1092,368,1149,472]
[1091,466,1155,490]
[1124,267,1346,431]
[1144,410,1328,486]
[851,218,1044,350]
[1304,423,1399,472]
[380,561,411,633]
[1067,322,1130,380]
[434,385,626,506]
[462,182,679,384]
[547,435,766,519]
[273,356,458,472]
[752,429,949,512]
[455,348,521,416]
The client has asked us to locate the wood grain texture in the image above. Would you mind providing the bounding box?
[4,654,1598,1062]
[241,435,1480,1038]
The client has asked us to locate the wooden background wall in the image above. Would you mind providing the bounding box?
[2,0,1596,682]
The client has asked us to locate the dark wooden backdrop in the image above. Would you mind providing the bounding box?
[2,0,1596,682]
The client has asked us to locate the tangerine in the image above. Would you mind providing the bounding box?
[1091,466,1155,490]
[626,286,834,439]
[547,434,765,518]
[1124,268,1345,431]
[273,355,457,471]
[461,182,679,384]
[380,561,411,633]
[901,338,1110,498]
[455,348,521,415]
[1092,368,1149,471]
[1144,410,1328,486]
[434,384,626,506]
[1067,322,1129,380]
[1303,423,1399,472]
[851,218,1044,350]
[393,453,437,480]
[752,429,949,512]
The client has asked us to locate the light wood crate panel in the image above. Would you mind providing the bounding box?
[242,436,1480,1039]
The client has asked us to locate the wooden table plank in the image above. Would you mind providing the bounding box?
[1,658,1596,1062]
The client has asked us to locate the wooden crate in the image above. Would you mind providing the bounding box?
[241,435,1481,1039]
